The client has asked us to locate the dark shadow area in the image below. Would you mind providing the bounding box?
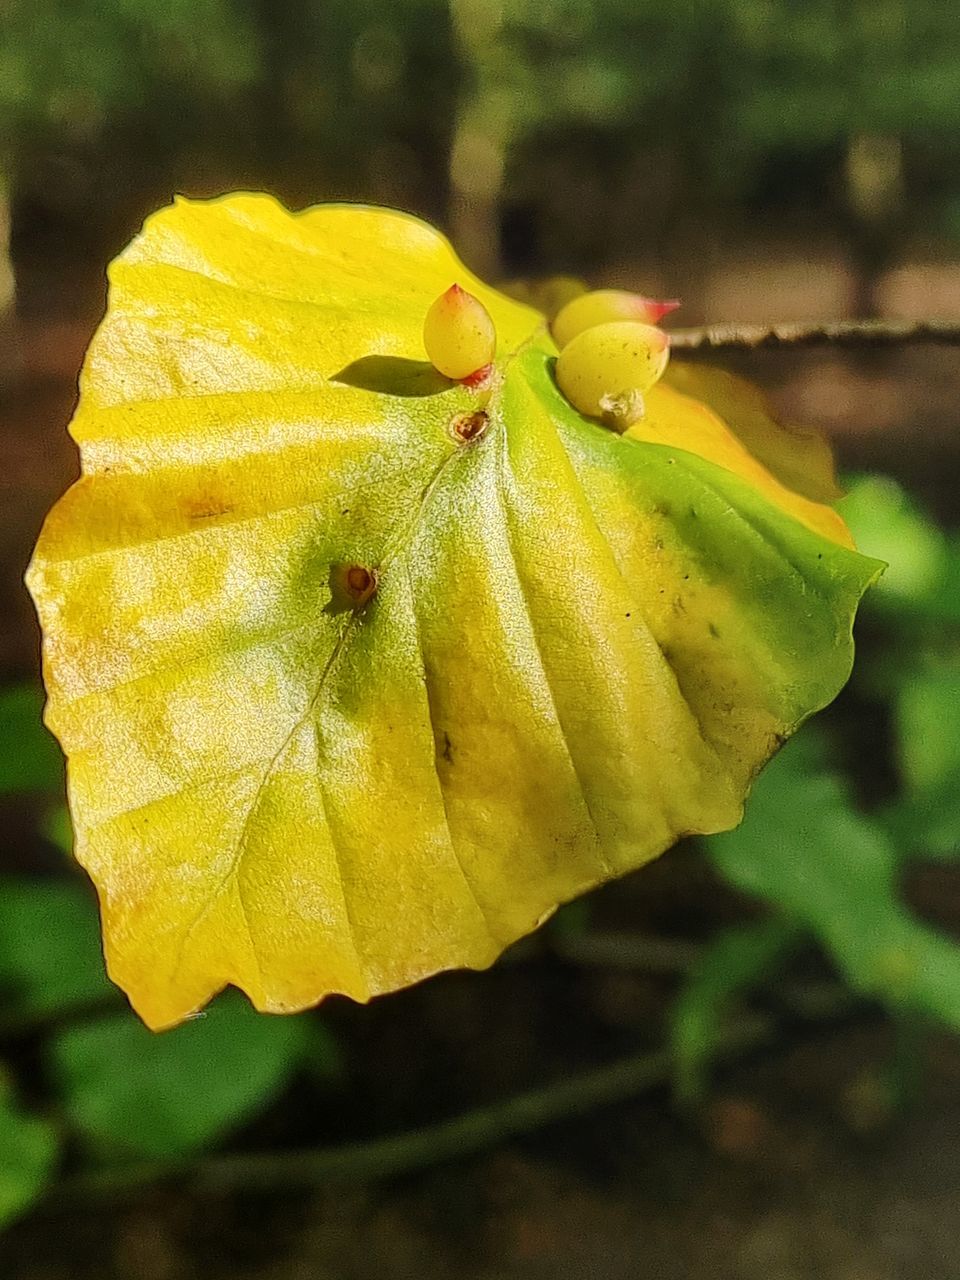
[331,356,450,398]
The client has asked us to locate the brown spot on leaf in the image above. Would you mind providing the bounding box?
[184,498,234,520]
[345,564,377,605]
[450,409,489,444]
[329,562,379,611]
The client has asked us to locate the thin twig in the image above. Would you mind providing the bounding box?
[43,1016,774,1211]
[668,319,960,353]
[551,930,704,973]
[38,995,874,1213]
[550,931,856,1021]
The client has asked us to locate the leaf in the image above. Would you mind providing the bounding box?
[884,778,960,863]
[662,362,842,505]
[706,739,960,1028]
[0,1080,58,1229]
[0,878,112,1022]
[896,664,960,796]
[882,663,960,862]
[51,992,308,1159]
[837,474,951,613]
[672,916,801,1106]
[0,685,63,796]
[27,194,880,1028]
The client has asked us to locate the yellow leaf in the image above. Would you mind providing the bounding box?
[661,361,843,506]
[27,195,881,1028]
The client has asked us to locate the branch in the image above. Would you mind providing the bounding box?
[40,995,860,1212]
[668,319,960,353]
[550,930,703,973]
[45,1019,769,1209]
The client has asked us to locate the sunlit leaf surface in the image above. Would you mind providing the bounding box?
[661,362,842,505]
[27,195,880,1028]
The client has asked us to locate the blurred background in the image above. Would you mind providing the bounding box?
[2,2,960,1277]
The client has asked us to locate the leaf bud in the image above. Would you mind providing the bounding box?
[552,289,679,349]
[423,283,496,381]
[555,321,669,432]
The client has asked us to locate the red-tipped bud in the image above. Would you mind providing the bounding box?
[644,298,682,323]
[423,283,497,382]
[551,289,680,349]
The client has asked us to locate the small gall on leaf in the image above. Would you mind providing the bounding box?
[330,562,379,611]
[450,409,489,443]
[552,289,680,349]
[555,320,670,432]
[599,389,646,432]
[345,564,378,606]
[423,283,496,381]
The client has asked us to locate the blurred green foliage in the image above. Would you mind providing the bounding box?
[673,916,802,1106]
[0,879,111,1022]
[52,993,318,1160]
[0,688,61,796]
[0,1079,57,1230]
[0,0,262,132]
[3,0,960,278]
[675,473,960,1101]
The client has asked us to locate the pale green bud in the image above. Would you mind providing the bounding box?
[555,320,670,432]
[423,283,496,381]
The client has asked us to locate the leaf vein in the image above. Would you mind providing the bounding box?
[401,558,502,946]
[492,430,614,878]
